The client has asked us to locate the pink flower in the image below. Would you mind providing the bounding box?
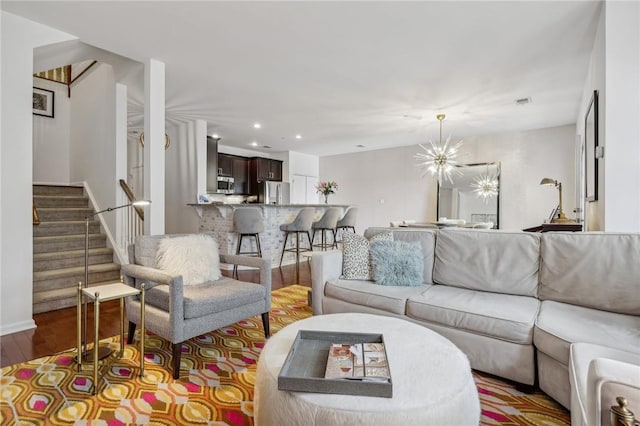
[315,181,338,195]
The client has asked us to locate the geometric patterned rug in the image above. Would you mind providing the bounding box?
[0,285,570,425]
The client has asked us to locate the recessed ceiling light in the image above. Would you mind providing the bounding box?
[253,123,261,129]
[251,141,258,146]
[263,145,272,149]
[212,133,219,138]
[295,134,302,139]
[515,97,532,106]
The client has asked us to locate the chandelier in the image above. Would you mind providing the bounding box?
[415,114,463,184]
[471,167,499,202]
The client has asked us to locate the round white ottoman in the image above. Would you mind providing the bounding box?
[255,313,479,425]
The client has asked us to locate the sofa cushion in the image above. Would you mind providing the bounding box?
[540,232,640,315]
[369,240,424,286]
[145,277,266,319]
[341,232,393,280]
[156,234,221,285]
[324,278,430,315]
[433,229,540,297]
[534,300,640,365]
[406,285,539,344]
[365,228,436,285]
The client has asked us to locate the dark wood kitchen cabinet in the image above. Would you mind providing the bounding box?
[249,157,283,194]
[232,156,249,194]
[252,157,282,181]
[217,153,234,177]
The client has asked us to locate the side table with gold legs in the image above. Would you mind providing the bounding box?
[76,281,146,395]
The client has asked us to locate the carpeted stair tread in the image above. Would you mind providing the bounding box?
[33,220,100,237]
[33,195,90,208]
[33,279,124,313]
[34,247,113,261]
[34,262,121,281]
[36,207,94,222]
[33,185,84,196]
[33,264,121,297]
[33,264,121,293]
[34,234,106,253]
[34,248,114,272]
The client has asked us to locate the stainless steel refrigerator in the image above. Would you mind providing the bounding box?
[258,181,290,204]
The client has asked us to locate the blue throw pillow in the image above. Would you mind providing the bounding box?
[369,240,424,286]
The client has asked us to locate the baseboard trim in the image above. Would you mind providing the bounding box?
[1,319,36,336]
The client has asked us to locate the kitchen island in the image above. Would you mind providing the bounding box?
[190,204,352,268]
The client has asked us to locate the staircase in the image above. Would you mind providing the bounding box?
[33,185,121,314]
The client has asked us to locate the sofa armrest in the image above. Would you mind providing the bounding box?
[588,358,640,426]
[121,263,185,321]
[310,250,343,315]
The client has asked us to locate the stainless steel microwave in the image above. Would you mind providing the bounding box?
[217,176,235,194]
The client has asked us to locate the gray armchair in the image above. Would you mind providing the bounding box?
[122,233,271,379]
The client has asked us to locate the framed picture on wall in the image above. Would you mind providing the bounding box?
[584,90,598,202]
[33,87,54,118]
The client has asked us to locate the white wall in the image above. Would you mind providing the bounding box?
[1,12,75,335]
[577,4,606,231]
[603,1,640,232]
[320,124,576,232]
[576,1,640,232]
[69,63,118,234]
[32,77,71,184]
[165,120,206,234]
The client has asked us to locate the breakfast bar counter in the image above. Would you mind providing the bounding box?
[190,204,352,268]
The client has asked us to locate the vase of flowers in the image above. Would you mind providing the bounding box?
[315,181,338,204]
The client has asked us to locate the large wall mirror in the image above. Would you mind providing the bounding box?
[437,162,501,229]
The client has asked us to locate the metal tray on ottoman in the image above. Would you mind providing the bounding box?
[277,330,392,398]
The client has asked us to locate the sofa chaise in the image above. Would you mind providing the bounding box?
[310,227,640,417]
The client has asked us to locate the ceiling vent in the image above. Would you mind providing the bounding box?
[515,97,532,106]
[262,145,272,149]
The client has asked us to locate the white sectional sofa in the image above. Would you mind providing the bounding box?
[310,227,640,415]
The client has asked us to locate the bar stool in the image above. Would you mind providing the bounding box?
[279,208,315,267]
[233,208,264,277]
[311,208,342,250]
[336,207,358,241]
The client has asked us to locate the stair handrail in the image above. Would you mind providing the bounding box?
[119,179,144,221]
[33,203,41,225]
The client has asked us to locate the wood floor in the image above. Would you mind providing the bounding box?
[0,262,311,368]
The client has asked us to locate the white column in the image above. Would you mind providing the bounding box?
[195,119,208,197]
[143,58,165,235]
[604,1,640,232]
[114,83,129,261]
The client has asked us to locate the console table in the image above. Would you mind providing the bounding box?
[523,223,582,232]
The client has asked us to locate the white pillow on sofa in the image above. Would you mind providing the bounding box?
[156,235,221,285]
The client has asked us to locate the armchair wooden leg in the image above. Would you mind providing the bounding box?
[127,321,137,344]
[172,343,182,379]
[261,312,270,338]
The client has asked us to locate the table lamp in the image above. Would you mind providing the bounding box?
[79,199,151,362]
[539,178,572,223]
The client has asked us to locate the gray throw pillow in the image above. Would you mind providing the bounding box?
[342,232,394,280]
[369,240,424,286]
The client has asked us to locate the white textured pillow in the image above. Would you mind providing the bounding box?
[156,235,221,285]
[342,232,394,280]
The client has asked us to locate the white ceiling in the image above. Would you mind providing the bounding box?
[4,1,602,157]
